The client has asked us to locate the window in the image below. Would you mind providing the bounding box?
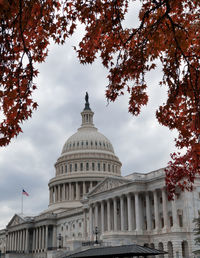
[170,215,173,227]
[80,163,83,171]
[108,164,110,172]
[153,219,155,229]
[81,141,84,146]
[73,142,75,147]
[99,141,101,146]
[61,166,63,173]
[103,163,106,171]
[86,162,89,171]
[79,222,82,227]
[75,163,77,172]
[77,142,79,147]
[95,141,97,146]
[92,163,95,171]
[161,217,164,228]
[66,225,68,230]
[65,164,67,173]
[91,141,93,146]
[86,141,88,146]
[112,165,114,172]
[160,197,162,203]
[98,163,100,171]
[70,164,72,172]
[178,210,183,227]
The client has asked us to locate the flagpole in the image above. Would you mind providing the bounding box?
[21,189,23,215]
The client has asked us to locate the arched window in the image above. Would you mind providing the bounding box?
[178,209,183,227]
[92,163,95,171]
[98,163,100,171]
[167,241,173,258]
[158,242,164,258]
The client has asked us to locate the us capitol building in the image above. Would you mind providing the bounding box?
[0,94,200,258]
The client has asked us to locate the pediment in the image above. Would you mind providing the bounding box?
[7,214,25,228]
[89,177,132,196]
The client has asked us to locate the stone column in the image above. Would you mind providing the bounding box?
[95,203,98,227]
[145,191,152,231]
[42,227,45,250]
[120,196,125,231]
[58,185,61,202]
[107,199,111,231]
[113,197,117,231]
[127,194,133,231]
[19,230,22,251]
[76,182,79,200]
[17,231,19,252]
[51,187,54,203]
[25,229,29,253]
[69,183,72,200]
[55,186,58,202]
[101,201,105,233]
[34,228,37,252]
[49,188,51,204]
[45,225,48,251]
[62,184,65,201]
[22,230,24,252]
[83,182,86,195]
[72,183,75,200]
[135,192,141,231]
[83,209,87,238]
[39,227,41,251]
[153,190,159,230]
[162,188,169,229]
[89,181,93,191]
[32,229,35,252]
[89,205,93,240]
[172,197,178,228]
[10,232,12,251]
[53,226,57,248]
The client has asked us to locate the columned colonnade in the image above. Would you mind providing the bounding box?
[85,188,179,239]
[49,181,98,204]
[6,229,29,253]
[6,225,57,253]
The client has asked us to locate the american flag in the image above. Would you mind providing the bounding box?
[22,189,29,196]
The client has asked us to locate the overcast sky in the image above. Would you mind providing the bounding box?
[0,2,178,229]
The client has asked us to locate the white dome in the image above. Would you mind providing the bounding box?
[62,126,114,154]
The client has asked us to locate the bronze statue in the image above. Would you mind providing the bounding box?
[85,92,89,103]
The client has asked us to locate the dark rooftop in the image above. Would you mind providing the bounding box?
[66,244,167,257]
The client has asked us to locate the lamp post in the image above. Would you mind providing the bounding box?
[94,227,99,244]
